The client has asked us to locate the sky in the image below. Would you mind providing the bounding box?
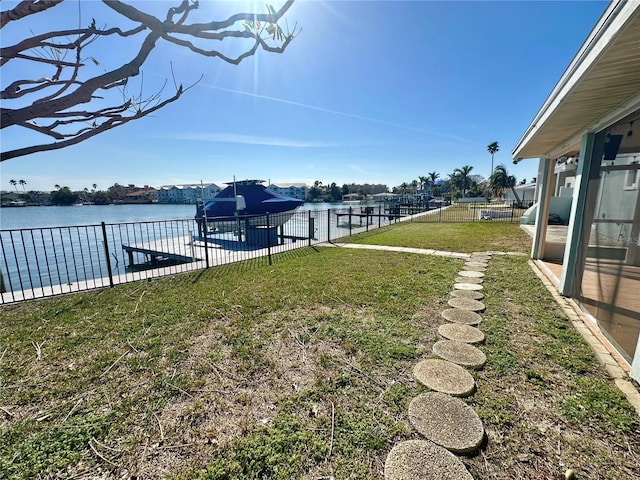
[0,0,609,192]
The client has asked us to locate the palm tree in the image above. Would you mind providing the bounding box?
[447,171,462,199]
[92,183,98,193]
[490,164,521,204]
[427,171,439,194]
[453,165,474,197]
[487,141,499,177]
[418,175,428,193]
[54,184,61,190]
[9,179,18,192]
[18,180,26,193]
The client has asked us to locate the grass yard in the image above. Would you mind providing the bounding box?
[0,223,638,479]
[414,203,527,223]
[346,221,532,253]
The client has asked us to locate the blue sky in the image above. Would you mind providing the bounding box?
[1,0,608,192]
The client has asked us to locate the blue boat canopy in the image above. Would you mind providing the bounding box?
[196,180,303,221]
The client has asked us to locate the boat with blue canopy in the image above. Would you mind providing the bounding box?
[195,179,303,234]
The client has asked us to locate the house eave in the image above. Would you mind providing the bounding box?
[513,0,640,162]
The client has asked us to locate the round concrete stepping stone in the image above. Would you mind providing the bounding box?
[463,265,487,272]
[458,270,484,278]
[466,261,488,266]
[470,257,491,263]
[433,340,487,369]
[455,276,483,284]
[441,308,482,325]
[454,282,483,291]
[448,297,486,312]
[413,359,476,397]
[438,323,485,344]
[450,289,484,301]
[408,392,485,454]
[384,440,474,480]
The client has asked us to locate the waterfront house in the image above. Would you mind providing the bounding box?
[266,182,308,201]
[342,193,364,202]
[124,186,157,204]
[157,183,220,204]
[512,0,640,382]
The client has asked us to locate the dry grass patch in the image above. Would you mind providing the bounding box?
[0,247,458,479]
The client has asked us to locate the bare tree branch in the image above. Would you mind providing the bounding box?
[1,0,64,29]
[2,87,184,161]
[1,0,297,162]
[1,24,146,67]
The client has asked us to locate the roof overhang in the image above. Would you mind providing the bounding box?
[513,0,640,162]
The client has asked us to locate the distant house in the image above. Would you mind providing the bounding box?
[512,0,640,382]
[505,182,536,206]
[266,183,308,201]
[342,193,364,202]
[124,186,157,204]
[157,183,220,204]
[371,192,397,201]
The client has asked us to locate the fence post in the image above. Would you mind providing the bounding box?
[267,213,272,265]
[473,202,476,222]
[439,204,443,222]
[308,210,313,247]
[378,205,382,228]
[349,207,352,236]
[101,222,114,288]
[327,208,331,243]
[202,216,210,268]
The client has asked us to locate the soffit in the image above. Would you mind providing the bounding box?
[513,2,640,160]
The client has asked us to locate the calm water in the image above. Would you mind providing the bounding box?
[0,202,343,230]
[0,202,386,297]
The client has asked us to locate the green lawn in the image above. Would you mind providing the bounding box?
[0,223,637,479]
[345,221,532,253]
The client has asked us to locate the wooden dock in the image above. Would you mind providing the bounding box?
[120,230,314,270]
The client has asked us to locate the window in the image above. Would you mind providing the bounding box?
[625,157,638,189]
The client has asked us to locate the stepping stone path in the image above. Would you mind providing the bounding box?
[455,276,483,284]
[408,392,485,454]
[433,340,487,369]
[438,323,485,344]
[458,270,485,278]
[413,359,476,397]
[450,290,484,300]
[464,265,487,272]
[465,262,488,268]
[447,297,486,312]
[385,251,506,479]
[441,308,482,325]
[454,282,483,291]
[384,440,474,480]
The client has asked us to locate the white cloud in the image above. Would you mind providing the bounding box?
[169,132,334,148]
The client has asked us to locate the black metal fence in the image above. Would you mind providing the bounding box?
[412,201,526,223]
[0,202,524,303]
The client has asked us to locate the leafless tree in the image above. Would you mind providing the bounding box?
[1,0,297,161]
